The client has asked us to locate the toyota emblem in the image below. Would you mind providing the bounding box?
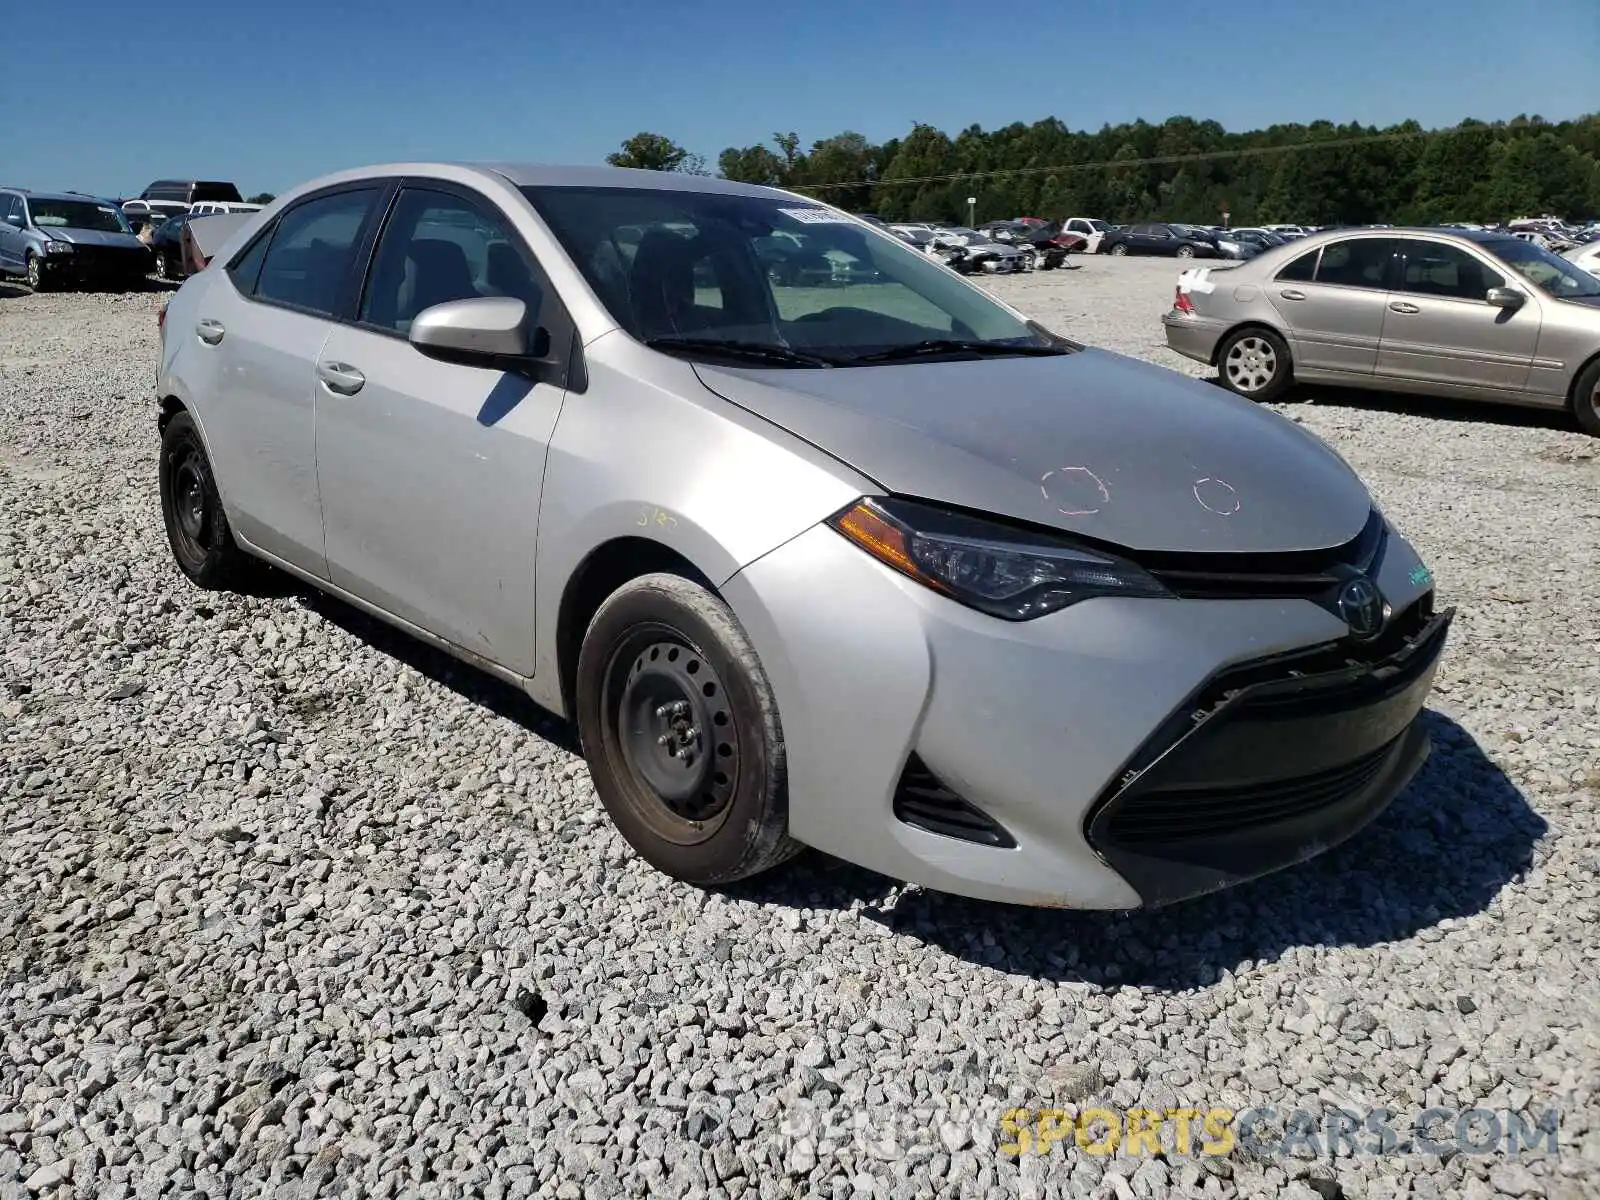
[1337,577,1386,640]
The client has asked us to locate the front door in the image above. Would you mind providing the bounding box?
[1376,238,1540,393]
[315,184,573,675]
[1268,237,1399,375]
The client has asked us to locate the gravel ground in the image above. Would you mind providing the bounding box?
[2,262,1597,1200]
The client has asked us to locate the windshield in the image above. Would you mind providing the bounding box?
[28,199,130,233]
[1486,237,1600,299]
[523,186,1061,363]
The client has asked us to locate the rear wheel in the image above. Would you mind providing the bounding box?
[159,410,258,589]
[576,573,801,887]
[1110,243,1129,257]
[1218,327,1293,402]
[1572,358,1600,437]
[1176,245,1196,259]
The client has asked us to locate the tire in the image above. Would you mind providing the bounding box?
[575,572,801,887]
[25,254,47,292]
[1109,243,1129,257]
[1176,245,1196,259]
[1217,327,1294,403]
[1572,357,1600,437]
[154,253,168,281]
[158,410,258,589]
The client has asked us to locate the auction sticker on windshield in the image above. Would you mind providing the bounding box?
[780,207,849,224]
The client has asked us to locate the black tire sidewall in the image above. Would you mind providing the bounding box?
[159,412,240,588]
[1572,359,1600,437]
[576,575,791,885]
[1219,327,1293,402]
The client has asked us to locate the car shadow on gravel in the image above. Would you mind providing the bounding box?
[291,587,582,754]
[730,710,1548,990]
[1220,376,1578,433]
[0,282,29,300]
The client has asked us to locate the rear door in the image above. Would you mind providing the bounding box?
[1267,236,1399,375]
[193,184,389,576]
[314,182,575,674]
[0,195,20,270]
[1376,237,1539,392]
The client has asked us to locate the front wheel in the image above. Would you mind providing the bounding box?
[1572,358,1600,437]
[576,573,801,887]
[1109,243,1129,257]
[159,410,258,589]
[1218,327,1294,402]
[25,254,47,291]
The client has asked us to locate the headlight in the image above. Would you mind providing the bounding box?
[828,496,1171,620]
[43,241,74,255]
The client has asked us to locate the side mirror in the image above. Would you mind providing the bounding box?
[409,297,550,369]
[1486,286,1525,310]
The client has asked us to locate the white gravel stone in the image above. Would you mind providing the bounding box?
[1,270,1597,1199]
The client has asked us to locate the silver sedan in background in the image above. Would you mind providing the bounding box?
[157,164,1449,909]
[1163,226,1600,435]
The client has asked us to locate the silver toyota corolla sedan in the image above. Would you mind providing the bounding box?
[156,163,1451,909]
[1163,226,1600,435]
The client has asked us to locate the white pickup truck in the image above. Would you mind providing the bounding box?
[1062,217,1114,253]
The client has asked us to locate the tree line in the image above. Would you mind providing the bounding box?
[604,114,1600,227]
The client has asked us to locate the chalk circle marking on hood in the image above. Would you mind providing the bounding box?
[1040,466,1111,517]
[1193,477,1241,517]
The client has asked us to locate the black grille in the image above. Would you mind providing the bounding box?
[893,756,1016,848]
[1143,508,1387,600]
[1102,738,1397,845]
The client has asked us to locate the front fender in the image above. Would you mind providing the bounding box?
[527,334,873,710]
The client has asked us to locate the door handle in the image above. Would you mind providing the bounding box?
[316,361,366,396]
[195,318,225,345]
[1278,289,1306,301]
[1388,301,1420,314]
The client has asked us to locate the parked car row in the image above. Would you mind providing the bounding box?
[0,178,263,292]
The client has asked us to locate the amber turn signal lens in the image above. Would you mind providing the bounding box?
[831,500,948,594]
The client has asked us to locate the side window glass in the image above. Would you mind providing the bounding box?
[360,188,542,335]
[1276,249,1319,282]
[1314,239,1397,289]
[254,188,380,316]
[1397,242,1504,300]
[228,226,274,294]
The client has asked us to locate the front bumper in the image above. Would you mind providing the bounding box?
[40,245,152,285]
[722,522,1445,909]
[1162,311,1228,366]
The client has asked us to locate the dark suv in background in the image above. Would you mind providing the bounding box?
[0,188,153,290]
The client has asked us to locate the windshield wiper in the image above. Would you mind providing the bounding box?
[847,338,1072,365]
[645,336,840,368]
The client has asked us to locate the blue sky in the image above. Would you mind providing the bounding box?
[5,0,1594,199]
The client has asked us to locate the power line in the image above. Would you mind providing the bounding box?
[785,124,1495,194]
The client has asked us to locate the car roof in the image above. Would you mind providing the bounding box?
[15,190,116,203]
[477,162,795,199]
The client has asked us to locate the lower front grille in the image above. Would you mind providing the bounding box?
[893,755,1016,848]
[1084,606,1453,907]
[1102,737,1397,846]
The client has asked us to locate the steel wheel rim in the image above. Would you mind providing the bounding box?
[1177,246,1195,258]
[1111,244,1127,256]
[603,629,739,846]
[27,259,40,287]
[1590,377,1600,422]
[1225,336,1277,394]
[166,439,215,561]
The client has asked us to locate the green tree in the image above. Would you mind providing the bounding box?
[247,193,275,205]
[607,132,697,172]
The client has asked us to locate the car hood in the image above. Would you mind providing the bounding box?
[693,349,1373,554]
[47,227,145,249]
